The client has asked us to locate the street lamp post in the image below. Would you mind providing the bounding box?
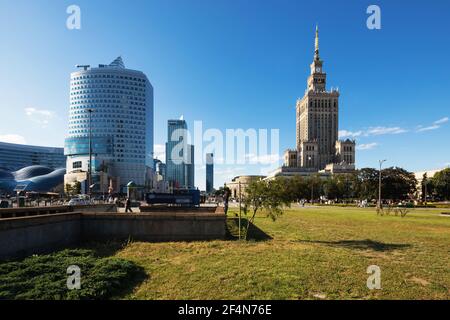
[378,159,387,211]
[308,156,313,203]
[238,181,242,240]
[87,108,93,197]
[423,178,428,205]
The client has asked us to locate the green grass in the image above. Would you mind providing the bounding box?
[115,206,450,300]
[0,248,145,300]
[1,207,448,300]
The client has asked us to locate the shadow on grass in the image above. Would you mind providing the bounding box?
[79,239,131,258]
[78,239,149,299]
[298,239,411,252]
[226,217,272,241]
[110,264,148,299]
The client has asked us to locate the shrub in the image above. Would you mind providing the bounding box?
[0,249,144,300]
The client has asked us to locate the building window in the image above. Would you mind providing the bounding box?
[73,161,82,169]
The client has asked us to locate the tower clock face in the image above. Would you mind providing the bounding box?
[315,67,321,73]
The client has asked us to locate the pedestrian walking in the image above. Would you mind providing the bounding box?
[223,188,230,215]
[125,197,133,213]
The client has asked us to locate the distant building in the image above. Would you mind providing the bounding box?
[154,159,166,181]
[0,142,65,172]
[186,144,195,188]
[206,153,214,193]
[165,119,195,189]
[266,26,355,180]
[0,165,66,194]
[414,168,445,200]
[64,57,154,193]
[226,175,265,199]
[294,26,355,170]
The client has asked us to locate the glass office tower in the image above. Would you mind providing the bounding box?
[206,153,214,193]
[64,57,153,191]
[165,119,195,189]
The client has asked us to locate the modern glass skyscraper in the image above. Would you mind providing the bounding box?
[206,153,214,193]
[165,119,195,189]
[64,57,153,191]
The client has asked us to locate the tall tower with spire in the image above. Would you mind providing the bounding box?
[293,26,354,170]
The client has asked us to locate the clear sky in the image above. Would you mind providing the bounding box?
[0,0,449,189]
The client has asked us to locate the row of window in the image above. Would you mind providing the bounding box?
[341,146,354,152]
[71,84,145,92]
[72,74,146,82]
[70,98,145,105]
[70,109,145,115]
[70,111,145,118]
[70,104,145,111]
[69,120,145,127]
[70,84,146,92]
[70,94,145,102]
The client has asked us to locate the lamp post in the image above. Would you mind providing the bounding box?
[238,181,242,240]
[87,108,93,197]
[423,176,428,205]
[308,156,313,203]
[378,159,387,211]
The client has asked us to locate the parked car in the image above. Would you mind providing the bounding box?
[67,198,90,206]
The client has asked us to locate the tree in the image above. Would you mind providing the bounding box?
[214,186,230,197]
[421,173,431,202]
[286,175,309,202]
[431,168,450,200]
[322,176,341,200]
[242,179,290,240]
[357,168,379,200]
[381,167,417,201]
[66,181,81,196]
[73,181,82,195]
[65,183,73,195]
[306,174,323,201]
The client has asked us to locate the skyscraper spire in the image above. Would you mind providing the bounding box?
[314,25,320,61]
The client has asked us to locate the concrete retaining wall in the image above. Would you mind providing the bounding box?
[0,213,81,259]
[0,204,116,219]
[82,213,226,242]
[0,211,226,260]
[72,204,117,213]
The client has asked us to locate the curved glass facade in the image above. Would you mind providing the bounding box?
[0,165,65,193]
[0,142,65,172]
[65,57,153,187]
[64,136,114,156]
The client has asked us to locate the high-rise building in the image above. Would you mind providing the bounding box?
[292,26,355,170]
[154,159,166,181]
[165,119,195,189]
[64,57,154,192]
[186,144,195,188]
[267,27,356,180]
[206,153,214,193]
[0,142,65,172]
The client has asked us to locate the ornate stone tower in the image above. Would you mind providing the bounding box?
[296,26,340,170]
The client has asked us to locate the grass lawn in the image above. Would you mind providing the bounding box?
[115,206,450,300]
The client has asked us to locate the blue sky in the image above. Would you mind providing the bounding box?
[0,0,449,189]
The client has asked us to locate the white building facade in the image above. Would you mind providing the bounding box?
[64,57,154,192]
